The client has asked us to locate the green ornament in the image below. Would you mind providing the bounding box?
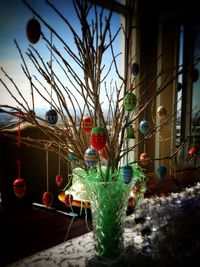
[91,126,107,135]
[127,126,135,139]
[123,92,137,111]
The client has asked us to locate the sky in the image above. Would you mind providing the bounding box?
[0,0,122,113]
[0,0,80,110]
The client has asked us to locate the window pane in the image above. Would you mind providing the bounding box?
[191,24,200,154]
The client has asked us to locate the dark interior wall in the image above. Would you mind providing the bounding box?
[135,0,200,171]
[137,0,158,172]
[0,124,69,209]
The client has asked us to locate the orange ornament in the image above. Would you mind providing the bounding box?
[139,152,149,166]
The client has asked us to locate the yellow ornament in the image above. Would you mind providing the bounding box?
[157,106,167,117]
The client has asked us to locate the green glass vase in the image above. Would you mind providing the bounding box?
[84,167,137,264]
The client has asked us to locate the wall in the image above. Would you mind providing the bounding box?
[0,123,69,209]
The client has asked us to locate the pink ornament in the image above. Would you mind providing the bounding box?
[13,178,26,198]
[55,174,63,186]
[42,191,53,207]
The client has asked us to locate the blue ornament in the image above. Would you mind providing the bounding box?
[156,165,167,179]
[84,148,98,168]
[45,109,58,125]
[68,154,79,163]
[120,165,133,184]
[68,154,80,168]
[131,63,139,76]
[139,119,149,135]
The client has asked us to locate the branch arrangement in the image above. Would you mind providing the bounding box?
[0,0,199,183]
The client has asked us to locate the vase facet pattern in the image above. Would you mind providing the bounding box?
[85,178,134,263]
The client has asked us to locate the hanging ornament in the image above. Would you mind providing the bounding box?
[55,174,63,187]
[13,113,26,198]
[156,165,167,180]
[55,135,63,186]
[90,127,107,151]
[189,68,199,82]
[43,149,53,207]
[157,106,167,118]
[123,92,137,111]
[128,195,136,206]
[188,147,197,156]
[126,126,135,139]
[120,165,133,184]
[64,194,73,207]
[131,63,139,76]
[176,82,182,92]
[13,178,26,198]
[45,31,58,125]
[139,119,149,134]
[84,147,98,168]
[26,18,41,44]
[81,116,93,133]
[45,109,58,125]
[42,191,53,207]
[139,152,150,166]
[68,154,80,168]
[68,154,79,163]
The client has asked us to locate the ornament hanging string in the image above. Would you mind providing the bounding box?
[50,30,53,109]
[32,0,35,19]
[46,146,49,192]
[17,111,21,178]
[17,111,21,148]
[126,113,130,165]
[58,134,61,175]
[143,64,148,152]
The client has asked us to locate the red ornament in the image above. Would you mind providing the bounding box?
[13,178,26,198]
[189,68,199,82]
[128,196,136,206]
[26,18,41,44]
[42,191,53,207]
[81,116,93,133]
[55,174,63,186]
[188,147,197,156]
[139,152,149,166]
[64,194,73,207]
[90,127,107,151]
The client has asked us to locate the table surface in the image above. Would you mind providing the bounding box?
[6,182,200,267]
